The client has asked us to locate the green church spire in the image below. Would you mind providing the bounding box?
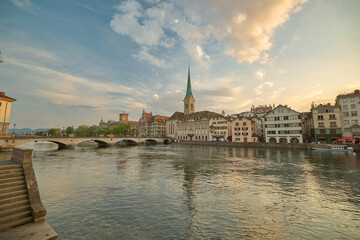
[186,63,192,98]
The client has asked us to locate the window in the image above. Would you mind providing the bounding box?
[243,122,247,126]
[343,105,348,110]
[343,112,349,117]
[330,129,337,134]
[329,114,336,120]
[319,129,326,134]
[351,98,355,102]
[235,122,239,126]
[343,99,347,103]
[317,115,324,120]
[318,122,325,127]
[284,116,289,120]
[344,120,350,125]
[352,120,358,124]
[267,131,276,134]
[351,111,358,117]
[330,122,337,127]
[351,104,356,109]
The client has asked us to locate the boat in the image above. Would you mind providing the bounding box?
[312,144,355,152]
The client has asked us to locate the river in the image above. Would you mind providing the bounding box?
[1,142,360,239]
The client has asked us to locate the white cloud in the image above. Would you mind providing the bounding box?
[255,81,274,95]
[110,0,307,65]
[255,69,266,80]
[10,0,39,10]
[153,94,159,100]
[133,46,172,68]
[10,0,31,9]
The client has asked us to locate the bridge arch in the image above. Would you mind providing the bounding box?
[121,139,138,145]
[144,139,159,144]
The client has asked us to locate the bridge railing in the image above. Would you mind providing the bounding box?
[7,135,168,139]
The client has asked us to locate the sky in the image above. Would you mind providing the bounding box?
[0,0,359,129]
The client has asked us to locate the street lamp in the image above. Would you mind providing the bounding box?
[13,123,16,135]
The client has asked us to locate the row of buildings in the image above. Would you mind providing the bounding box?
[2,65,359,144]
[98,65,359,144]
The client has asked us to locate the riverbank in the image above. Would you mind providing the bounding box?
[179,141,360,152]
[179,141,311,149]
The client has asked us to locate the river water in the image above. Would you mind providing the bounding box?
[2,142,360,239]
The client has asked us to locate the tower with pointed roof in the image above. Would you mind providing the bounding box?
[184,63,195,114]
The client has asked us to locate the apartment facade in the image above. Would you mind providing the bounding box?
[139,110,169,137]
[311,104,341,143]
[231,117,259,142]
[177,111,222,141]
[264,105,303,143]
[336,89,360,138]
[209,116,231,141]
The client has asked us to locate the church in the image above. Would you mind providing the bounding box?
[166,65,223,141]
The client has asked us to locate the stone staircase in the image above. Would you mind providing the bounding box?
[0,163,33,232]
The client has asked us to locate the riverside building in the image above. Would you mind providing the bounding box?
[264,105,303,143]
[209,115,231,141]
[0,91,16,135]
[311,103,341,143]
[231,117,259,142]
[336,89,360,139]
[139,110,169,137]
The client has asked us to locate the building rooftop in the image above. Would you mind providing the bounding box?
[336,89,360,99]
[0,92,16,102]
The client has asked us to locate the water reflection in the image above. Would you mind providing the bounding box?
[0,144,359,239]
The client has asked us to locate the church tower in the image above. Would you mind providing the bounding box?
[184,63,195,114]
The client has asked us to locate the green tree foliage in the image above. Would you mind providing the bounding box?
[48,128,60,136]
[75,125,94,136]
[35,131,44,136]
[66,126,74,134]
[95,123,132,136]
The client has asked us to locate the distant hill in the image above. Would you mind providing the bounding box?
[8,128,50,134]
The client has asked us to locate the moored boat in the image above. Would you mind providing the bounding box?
[312,144,355,152]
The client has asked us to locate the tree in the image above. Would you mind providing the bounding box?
[111,123,131,135]
[48,128,60,136]
[35,131,44,136]
[66,126,74,134]
[75,125,94,136]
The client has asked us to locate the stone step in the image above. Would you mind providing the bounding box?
[0,172,24,180]
[0,199,29,212]
[0,210,32,224]
[0,189,28,200]
[0,176,25,185]
[0,204,31,218]
[0,168,23,175]
[0,222,58,239]
[0,165,22,171]
[0,216,33,233]
[0,180,25,189]
[0,194,28,206]
[0,185,26,195]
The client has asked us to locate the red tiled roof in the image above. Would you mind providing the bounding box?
[156,115,170,121]
[144,113,152,122]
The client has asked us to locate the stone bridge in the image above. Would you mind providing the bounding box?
[0,136,174,150]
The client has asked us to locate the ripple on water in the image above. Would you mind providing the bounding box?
[14,144,360,239]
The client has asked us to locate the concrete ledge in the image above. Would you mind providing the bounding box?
[0,222,57,240]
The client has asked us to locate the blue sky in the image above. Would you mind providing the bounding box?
[1,0,359,129]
